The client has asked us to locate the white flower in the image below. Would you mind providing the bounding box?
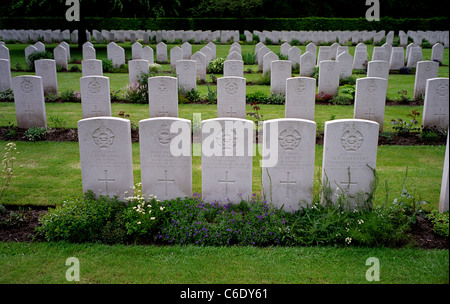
[150,217,155,220]
[358,219,364,225]
[160,206,165,211]
[345,237,352,245]
[137,221,141,225]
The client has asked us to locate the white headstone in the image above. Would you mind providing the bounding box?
[77,117,134,201]
[156,42,168,62]
[131,41,142,60]
[227,51,242,61]
[318,60,340,96]
[367,60,389,80]
[80,76,112,118]
[353,77,388,132]
[431,43,444,64]
[262,118,316,211]
[317,46,332,64]
[0,45,10,61]
[217,76,246,119]
[406,46,422,68]
[223,60,244,77]
[413,61,439,99]
[25,45,38,67]
[107,42,125,68]
[285,77,316,120]
[191,51,207,82]
[13,75,47,129]
[353,43,368,70]
[181,42,192,59]
[82,43,96,60]
[139,117,192,200]
[128,59,150,84]
[201,118,253,203]
[287,46,301,70]
[321,119,379,207]
[0,59,12,91]
[280,42,291,57]
[271,60,292,95]
[422,78,449,130]
[34,59,58,95]
[439,133,449,212]
[176,60,196,92]
[170,46,183,70]
[389,47,405,70]
[336,52,353,80]
[263,51,279,75]
[148,76,178,118]
[82,59,103,77]
[141,46,154,64]
[299,51,315,77]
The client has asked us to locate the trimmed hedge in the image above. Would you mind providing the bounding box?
[0,17,448,32]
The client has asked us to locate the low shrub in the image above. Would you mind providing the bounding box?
[0,89,14,102]
[24,127,47,141]
[207,57,226,74]
[427,211,449,238]
[60,89,81,103]
[26,51,53,71]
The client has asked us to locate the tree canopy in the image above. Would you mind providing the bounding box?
[0,0,446,18]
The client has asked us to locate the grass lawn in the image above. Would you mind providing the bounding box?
[0,242,448,284]
[1,42,448,287]
[0,140,445,211]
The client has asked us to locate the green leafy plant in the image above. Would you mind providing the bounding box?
[241,52,256,65]
[26,51,53,71]
[206,83,216,104]
[24,127,47,141]
[186,88,202,103]
[102,59,113,72]
[427,211,449,238]
[60,89,81,102]
[0,89,14,102]
[390,110,421,134]
[1,142,18,203]
[49,115,68,129]
[207,57,226,74]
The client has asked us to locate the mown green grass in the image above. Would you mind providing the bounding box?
[1,140,445,210]
[0,102,425,133]
[0,242,448,284]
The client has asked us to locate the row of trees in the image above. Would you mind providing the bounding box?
[0,0,447,18]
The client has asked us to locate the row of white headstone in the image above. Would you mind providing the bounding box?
[77,115,449,213]
[1,29,448,47]
[77,116,382,211]
[4,58,449,132]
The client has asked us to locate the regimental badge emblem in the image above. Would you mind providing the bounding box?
[340,123,364,152]
[157,123,172,145]
[436,83,449,97]
[225,80,238,95]
[20,79,33,93]
[279,128,301,151]
[88,81,101,94]
[92,128,115,149]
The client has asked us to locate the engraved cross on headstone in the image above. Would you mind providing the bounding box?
[25,104,34,120]
[226,106,237,117]
[91,105,102,115]
[434,107,447,124]
[218,170,235,195]
[280,171,297,199]
[364,108,376,120]
[158,105,169,117]
[158,170,175,197]
[98,170,115,193]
